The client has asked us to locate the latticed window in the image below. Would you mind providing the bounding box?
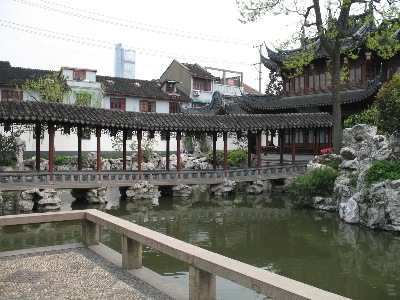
[193,78,212,91]
[140,100,156,112]
[1,90,23,101]
[169,102,179,113]
[73,70,86,81]
[110,97,126,111]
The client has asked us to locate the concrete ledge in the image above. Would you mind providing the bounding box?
[0,210,89,226]
[89,243,188,300]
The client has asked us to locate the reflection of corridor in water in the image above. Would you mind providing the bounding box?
[1,188,400,300]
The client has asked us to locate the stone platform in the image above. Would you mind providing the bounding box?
[0,243,186,300]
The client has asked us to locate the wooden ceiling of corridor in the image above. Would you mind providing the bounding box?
[0,101,333,132]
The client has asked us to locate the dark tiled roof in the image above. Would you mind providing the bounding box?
[237,75,381,112]
[0,62,55,85]
[0,62,191,102]
[96,76,191,102]
[182,63,215,79]
[0,100,332,131]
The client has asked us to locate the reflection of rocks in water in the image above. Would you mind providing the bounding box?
[335,220,400,286]
[0,191,20,215]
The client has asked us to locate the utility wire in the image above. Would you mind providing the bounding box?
[14,0,258,46]
[0,20,254,65]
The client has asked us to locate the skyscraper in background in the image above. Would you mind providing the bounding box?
[114,43,136,79]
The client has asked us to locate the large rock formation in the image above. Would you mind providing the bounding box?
[18,188,61,211]
[334,124,400,232]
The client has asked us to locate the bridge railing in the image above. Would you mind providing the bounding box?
[0,164,307,188]
[0,210,348,300]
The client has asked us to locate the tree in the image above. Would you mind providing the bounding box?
[376,73,400,134]
[237,0,399,154]
[21,71,71,102]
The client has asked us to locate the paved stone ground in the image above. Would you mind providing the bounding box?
[0,247,174,300]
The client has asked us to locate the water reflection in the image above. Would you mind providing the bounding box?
[1,188,400,299]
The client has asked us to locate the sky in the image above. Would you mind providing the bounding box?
[0,0,297,92]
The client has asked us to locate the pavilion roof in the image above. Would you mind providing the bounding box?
[237,74,381,113]
[0,100,332,132]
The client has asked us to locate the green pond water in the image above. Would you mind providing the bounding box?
[1,188,400,299]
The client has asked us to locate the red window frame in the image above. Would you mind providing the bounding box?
[1,90,23,101]
[193,77,211,91]
[110,97,126,111]
[169,102,180,114]
[139,100,156,112]
[73,70,86,80]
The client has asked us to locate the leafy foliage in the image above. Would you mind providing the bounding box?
[207,149,247,167]
[265,70,283,95]
[364,161,400,186]
[343,106,380,129]
[21,72,71,102]
[53,155,70,166]
[236,0,399,154]
[0,128,24,166]
[375,73,400,134]
[287,167,339,208]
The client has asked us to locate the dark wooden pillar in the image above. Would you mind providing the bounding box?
[137,130,142,177]
[247,130,252,168]
[165,131,170,171]
[35,123,41,172]
[212,132,217,170]
[257,130,262,175]
[177,131,181,178]
[122,129,127,171]
[314,128,318,156]
[317,129,321,155]
[265,130,269,147]
[48,124,54,182]
[223,132,228,177]
[96,127,101,176]
[328,127,333,149]
[279,129,284,165]
[291,128,296,165]
[77,126,82,171]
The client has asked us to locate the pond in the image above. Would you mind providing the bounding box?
[1,188,400,299]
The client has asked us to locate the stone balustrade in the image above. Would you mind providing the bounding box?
[0,210,349,300]
[0,165,307,191]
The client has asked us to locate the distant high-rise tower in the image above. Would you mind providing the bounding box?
[114,43,136,79]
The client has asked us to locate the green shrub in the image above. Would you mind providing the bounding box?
[0,128,24,167]
[376,73,400,135]
[364,161,400,186]
[228,149,247,167]
[53,155,70,166]
[325,157,341,170]
[343,106,379,129]
[207,149,247,167]
[287,167,339,208]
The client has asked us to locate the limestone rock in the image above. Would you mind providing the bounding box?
[340,147,357,160]
[210,179,236,196]
[125,181,160,200]
[339,198,360,223]
[245,181,264,194]
[312,196,336,211]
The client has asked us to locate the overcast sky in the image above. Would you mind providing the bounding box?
[0,0,297,92]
